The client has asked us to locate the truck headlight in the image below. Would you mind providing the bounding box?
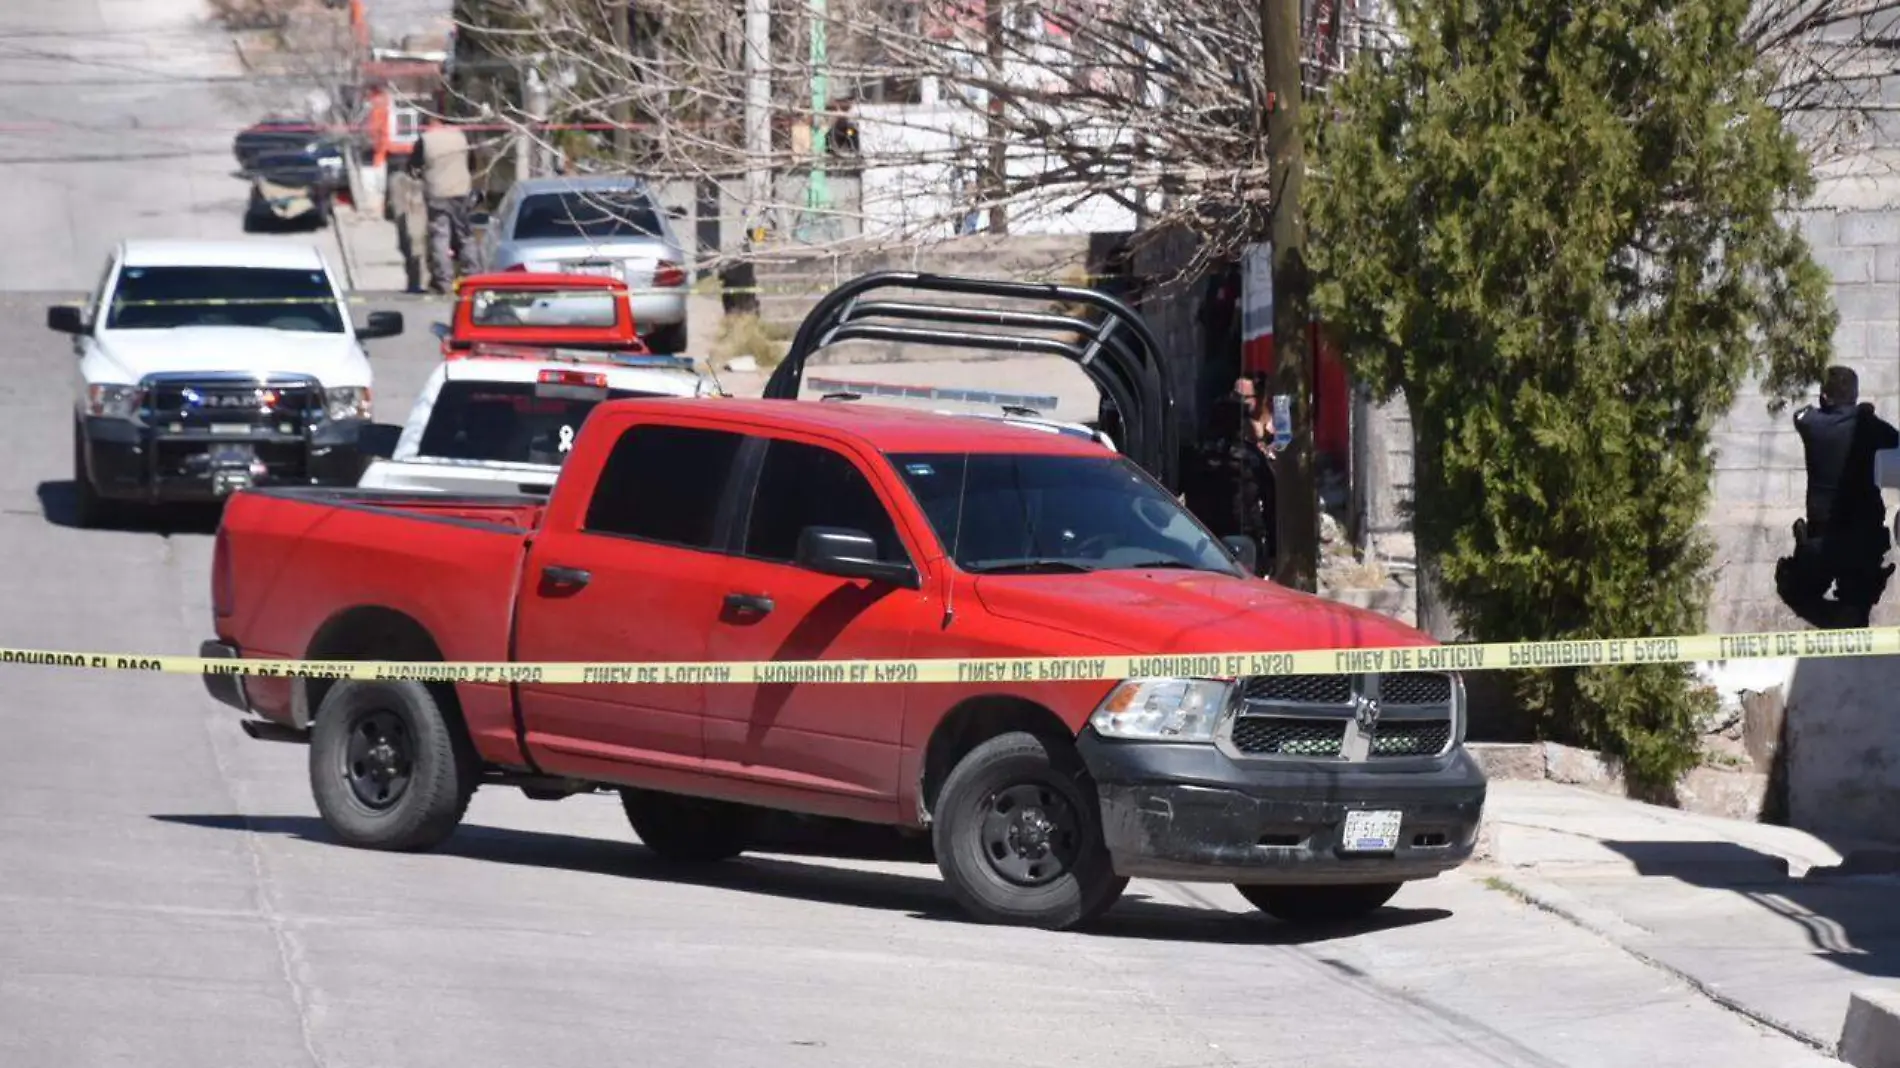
[1090,678,1234,743]
[85,383,143,419]
[324,386,371,421]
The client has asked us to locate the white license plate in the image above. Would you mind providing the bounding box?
[1341,809,1402,853]
[208,424,254,436]
[567,262,618,277]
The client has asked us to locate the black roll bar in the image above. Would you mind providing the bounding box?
[762,271,1180,489]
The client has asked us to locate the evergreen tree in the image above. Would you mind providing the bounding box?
[1306,0,1836,792]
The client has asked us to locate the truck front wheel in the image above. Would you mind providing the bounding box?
[619,788,755,863]
[932,731,1127,930]
[1236,882,1402,925]
[71,421,113,529]
[309,679,475,852]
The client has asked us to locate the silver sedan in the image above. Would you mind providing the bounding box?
[474,175,691,354]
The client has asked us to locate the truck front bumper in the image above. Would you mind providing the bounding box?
[83,416,368,502]
[1079,731,1487,885]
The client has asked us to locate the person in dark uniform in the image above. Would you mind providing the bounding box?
[1778,365,1900,628]
[1180,392,1276,576]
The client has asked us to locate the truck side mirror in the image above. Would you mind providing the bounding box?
[430,321,452,341]
[1221,535,1259,575]
[358,310,404,340]
[795,526,919,588]
[46,305,85,335]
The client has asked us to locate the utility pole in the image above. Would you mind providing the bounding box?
[983,0,1008,234]
[801,0,829,243]
[608,1,633,161]
[1262,0,1319,592]
[743,0,772,240]
[523,63,551,176]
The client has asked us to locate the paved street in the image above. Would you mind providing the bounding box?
[0,3,1857,1066]
[0,0,350,292]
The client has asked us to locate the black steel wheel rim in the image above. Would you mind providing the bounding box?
[342,708,413,810]
[977,782,1081,887]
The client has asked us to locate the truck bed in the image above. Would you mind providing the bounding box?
[213,485,544,763]
[241,486,549,532]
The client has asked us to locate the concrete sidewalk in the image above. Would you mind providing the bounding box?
[1477,780,1900,1058]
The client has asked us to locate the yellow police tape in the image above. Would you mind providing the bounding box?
[0,625,1890,685]
[34,275,1126,309]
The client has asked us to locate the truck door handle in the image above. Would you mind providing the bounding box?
[724,592,774,615]
[541,565,592,589]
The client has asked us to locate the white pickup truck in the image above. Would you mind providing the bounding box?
[46,239,404,526]
[357,346,718,496]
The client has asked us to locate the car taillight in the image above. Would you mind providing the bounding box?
[212,527,234,618]
[654,261,686,288]
[538,369,608,388]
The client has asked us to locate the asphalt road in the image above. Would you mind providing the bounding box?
[0,3,1847,1067]
[0,0,349,292]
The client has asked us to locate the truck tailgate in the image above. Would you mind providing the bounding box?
[213,487,540,763]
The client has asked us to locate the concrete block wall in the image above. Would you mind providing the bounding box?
[1706,206,1900,636]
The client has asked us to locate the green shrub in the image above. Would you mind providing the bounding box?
[1306,0,1835,794]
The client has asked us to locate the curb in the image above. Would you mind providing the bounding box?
[1480,869,1834,1054]
[1841,990,1900,1068]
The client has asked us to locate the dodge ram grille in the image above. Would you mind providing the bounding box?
[1221,671,1458,762]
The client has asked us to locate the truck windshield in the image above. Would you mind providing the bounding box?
[513,191,663,240]
[889,452,1243,576]
[106,266,343,333]
[417,382,663,466]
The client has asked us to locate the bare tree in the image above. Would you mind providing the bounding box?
[445,0,1900,275]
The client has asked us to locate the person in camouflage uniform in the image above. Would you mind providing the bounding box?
[387,168,429,294]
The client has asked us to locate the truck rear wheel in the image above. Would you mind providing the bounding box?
[931,731,1127,930]
[309,679,475,852]
[619,788,755,863]
[1235,882,1402,925]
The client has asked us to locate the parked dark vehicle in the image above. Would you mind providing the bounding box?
[234,118,349,230]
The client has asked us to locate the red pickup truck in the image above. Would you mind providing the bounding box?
[203,397,1487,931]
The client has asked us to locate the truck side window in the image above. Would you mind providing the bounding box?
[744,439,905,563]
[584,424,743,548]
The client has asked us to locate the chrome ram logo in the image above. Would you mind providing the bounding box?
[181,387,278,412]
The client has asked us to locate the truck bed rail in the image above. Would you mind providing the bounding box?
[763,272,1180,490]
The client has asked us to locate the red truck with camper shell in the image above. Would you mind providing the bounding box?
[203,392,1489,931]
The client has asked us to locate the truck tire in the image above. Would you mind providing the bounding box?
[931,731,1127,930]
[71,421,112,529]
[309,679,476,852]
[1235,882,1402,925]
[619,788,755,863]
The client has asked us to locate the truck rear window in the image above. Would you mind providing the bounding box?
[107,266,343,333]
[416,381,660,466]
[469,288,620,328]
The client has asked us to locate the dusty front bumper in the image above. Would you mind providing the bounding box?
[1079,731,1488,885]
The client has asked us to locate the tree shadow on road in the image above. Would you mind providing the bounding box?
[36,481,221,535]
[152,812,1452,946]
[1604,839,1900,980]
